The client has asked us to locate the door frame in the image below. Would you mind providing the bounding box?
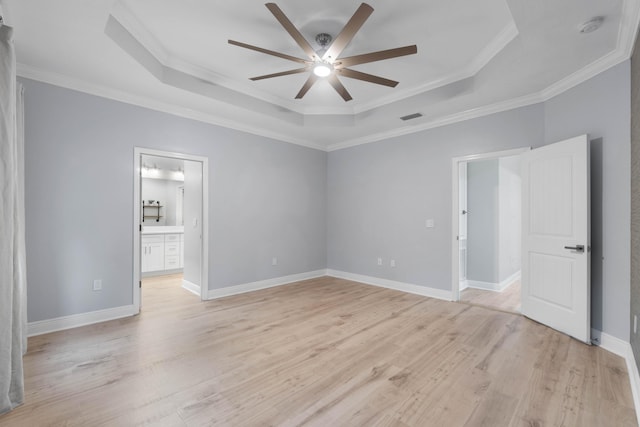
[451,147,529,301]
[133,147,210,314]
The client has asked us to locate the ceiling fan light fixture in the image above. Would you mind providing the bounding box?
[313,61,333,77]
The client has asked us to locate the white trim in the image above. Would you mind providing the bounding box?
[341,22,519,116]
[463,280,499,292]
[17,64,326,152]
[182,279,201,296]
[27,305,136,337]
[207,270,326,300]
[326,269,453,301]
[134,148,210,311]
[19,0,640,158]
[626,344,640,427]
[459,280,469,291]
[590,328,629,357]
[590,329,640,425]
[326,93,544,152]
[451,148,530,302]
[466,271,521,292]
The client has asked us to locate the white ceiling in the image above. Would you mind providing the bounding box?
[3,0,639,151]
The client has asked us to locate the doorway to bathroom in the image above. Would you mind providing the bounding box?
[133,148,209,313]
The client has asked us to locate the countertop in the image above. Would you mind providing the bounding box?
[141,226,184,235]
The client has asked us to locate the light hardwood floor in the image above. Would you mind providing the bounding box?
[460,280,522,313]
[1,275,636,426]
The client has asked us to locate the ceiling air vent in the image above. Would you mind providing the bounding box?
[400,113,423,121]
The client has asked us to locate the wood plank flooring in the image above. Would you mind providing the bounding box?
[460,280,522,313]
[1,275,636,426]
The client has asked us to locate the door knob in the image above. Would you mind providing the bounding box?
[564,245,585,252]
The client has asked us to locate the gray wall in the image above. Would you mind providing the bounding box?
[631,36,640,366]
[327,104,545,289]
[183,160,202,287]
[498,156,521,281]
[467,159,499,283]
[328,61,631,340]
[544,61,631,340]
[23,78,327,322]
[22,60,631,341]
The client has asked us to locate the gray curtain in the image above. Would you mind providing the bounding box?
[0,23,27,415]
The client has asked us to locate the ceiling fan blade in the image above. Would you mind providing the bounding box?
[327,75,353,101]
[322,3,374,61]
[295,74,320,99]
[228,40,309,64]
[334,45,417,68]
[250,67,310,81]
[265,3,318,60]
[336,68,398,87]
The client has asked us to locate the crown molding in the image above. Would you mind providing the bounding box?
[538,0,640,102]
[17,0,640,154]
[17,63,327,152]
[108,5,326,116]
[108,2,517,118]
[328,0,640,151]
[345,21,519,116]
[326,92,544,151]
[620,0,640,59]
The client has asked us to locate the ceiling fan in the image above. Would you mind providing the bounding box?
[228,3,417,102]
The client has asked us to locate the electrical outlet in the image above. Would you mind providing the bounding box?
[426,219,435,228]
[390,259,396,268]
[93,279,102,291]
[377,257,383,266]
[272,257,278,266]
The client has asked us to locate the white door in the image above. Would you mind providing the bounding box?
[521,135,590,343]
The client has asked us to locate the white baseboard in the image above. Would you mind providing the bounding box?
[590,328,629,356]
[459,280,469,291]
[326,269,453,301]
[467,271,521,292]
[207,269,327,300]
[625,345,640,427]
[182,279,201,296]
[591,328,640,426]
[27,304,136,337]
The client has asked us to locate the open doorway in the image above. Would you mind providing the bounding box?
[133,148,209,314]
[451,148,528,313]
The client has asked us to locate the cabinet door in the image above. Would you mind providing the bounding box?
[147,241,165,271]
[141,235,165,273]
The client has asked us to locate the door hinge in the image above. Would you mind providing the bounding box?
[139,224,142,232]
[139,280,142,288]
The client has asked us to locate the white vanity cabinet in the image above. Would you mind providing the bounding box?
[141,235,165,272]
[141,230,184,274]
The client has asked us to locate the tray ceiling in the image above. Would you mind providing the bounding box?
[4,0,639,150]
